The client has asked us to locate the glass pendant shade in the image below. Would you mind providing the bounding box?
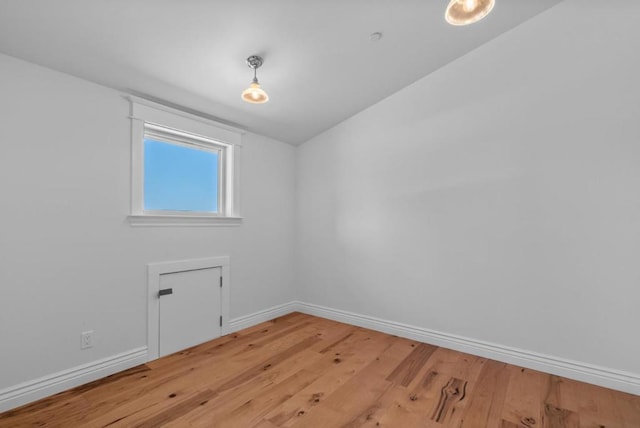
[445,0,495,26]
[242,55,269,104]
[241,81,269,104]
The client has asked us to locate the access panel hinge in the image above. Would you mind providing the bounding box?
[219,315,223,327]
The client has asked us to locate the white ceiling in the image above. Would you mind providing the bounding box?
[0,0,563,145]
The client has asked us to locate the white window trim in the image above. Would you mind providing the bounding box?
[142,124,228,217]
[127,96,243,227]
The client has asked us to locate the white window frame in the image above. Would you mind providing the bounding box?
[142,124,227,217]
[127,97,243,226]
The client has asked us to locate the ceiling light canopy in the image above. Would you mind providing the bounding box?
[241,55,269,104]
[445,0,495,26]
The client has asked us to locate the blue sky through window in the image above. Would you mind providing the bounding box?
[144,138,219,212]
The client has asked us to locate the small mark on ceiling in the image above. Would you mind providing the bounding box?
[369,32,383,42]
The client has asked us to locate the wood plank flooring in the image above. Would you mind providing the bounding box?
[1,312,639,427]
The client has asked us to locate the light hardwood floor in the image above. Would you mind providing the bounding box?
[1,312,639,427]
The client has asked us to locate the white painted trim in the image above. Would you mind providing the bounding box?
[129,98,242,147]
[126,95,247,137]
[128,98,243,225]
[4,300,638,414]
[229,302,299,333]
[127,215,242,227]
[294,301,640,396]
[0,347,147,413]
[147,257,231,362]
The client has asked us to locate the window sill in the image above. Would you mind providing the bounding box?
[127,215,243,227]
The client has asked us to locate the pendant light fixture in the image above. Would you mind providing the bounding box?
[445,0,495,26]
[241,55,269,104]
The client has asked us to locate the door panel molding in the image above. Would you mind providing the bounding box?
[147,256,230,362]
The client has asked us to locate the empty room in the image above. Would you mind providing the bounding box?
[0,0,639,426]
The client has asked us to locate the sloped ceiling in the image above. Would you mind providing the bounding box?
[0,0,563,145]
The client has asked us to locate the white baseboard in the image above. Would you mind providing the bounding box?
[229,301,299,333]
[0,300,295,414]
[0,347,148,413]
[294,301,640,396]
[3,300,638,414]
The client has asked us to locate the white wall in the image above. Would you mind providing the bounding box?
[0,53,296,391]
[2,0,640,407]
[296,0,640,377]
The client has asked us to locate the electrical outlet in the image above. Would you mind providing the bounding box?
[81,331,94,350]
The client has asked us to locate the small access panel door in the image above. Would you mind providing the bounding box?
[158,267,221,358]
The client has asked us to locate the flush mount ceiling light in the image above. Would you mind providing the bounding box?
[445,0,495,26]
[241,55,269,104]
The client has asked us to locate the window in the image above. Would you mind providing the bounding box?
[143,125,222,214]
[128,98,242,226]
